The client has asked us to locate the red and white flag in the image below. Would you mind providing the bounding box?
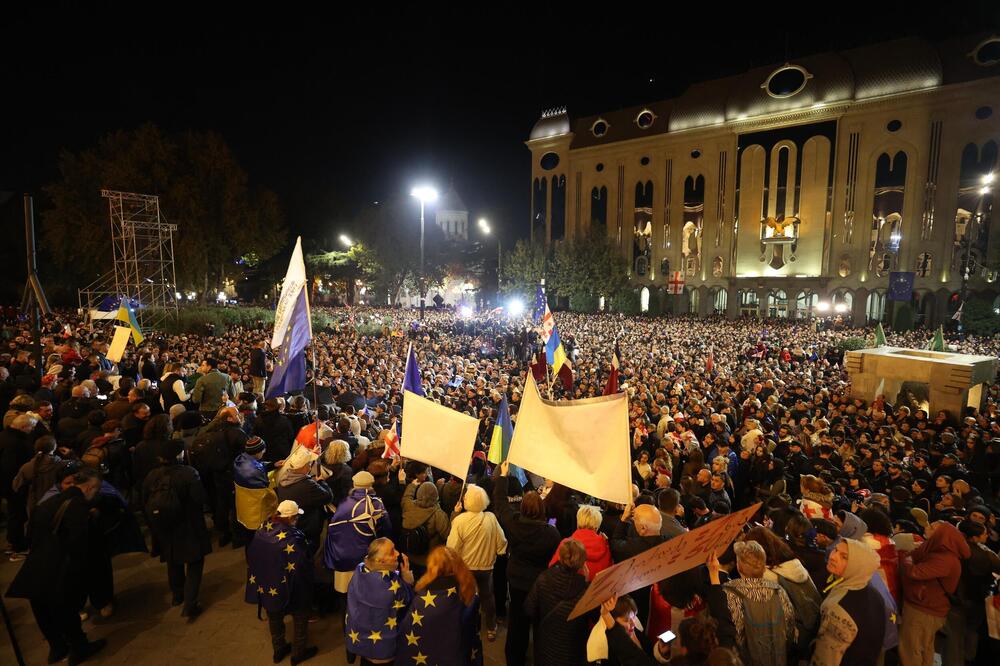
[667,271,685,295]
[603,339,621,396]
[382,419,401,459]
[705,348,715,374]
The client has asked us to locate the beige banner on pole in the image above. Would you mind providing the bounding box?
[106,325,132,364]
[401,390,480,481]
[506,374,632,506]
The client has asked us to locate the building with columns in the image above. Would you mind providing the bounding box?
[435,185,469,241]
[526,33,1000,326]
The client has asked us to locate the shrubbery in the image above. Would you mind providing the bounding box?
[147,306,333,335]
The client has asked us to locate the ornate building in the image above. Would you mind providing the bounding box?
[435,185,469,241]
[526,34,1000,326]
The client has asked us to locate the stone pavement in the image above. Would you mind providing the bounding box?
[0,537,508,665]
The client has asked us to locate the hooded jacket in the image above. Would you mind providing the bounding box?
[812,538,886,666]
[900,520,971,617]
[400,481,450,565]
[324,486,391,572]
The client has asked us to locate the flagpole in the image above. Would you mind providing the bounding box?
[311,343,320,444]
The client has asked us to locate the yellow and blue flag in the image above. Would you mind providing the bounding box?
[266,237,313,399]
[487,396,528,486]
[116,302,144,345]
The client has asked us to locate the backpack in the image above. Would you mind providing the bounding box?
[401,515,432,555]
[728,583,788,666]
[774,572,821,655]
[146,470,183,530]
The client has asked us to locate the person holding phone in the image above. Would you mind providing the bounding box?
[598,594,674,664]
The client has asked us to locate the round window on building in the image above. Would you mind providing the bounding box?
[640,156,650,166]
[763,65,811,98]
[972,37,1000,66]
[636,110,655,129]
[596,163,605,172]
[690,149,702,159]
[976,106,993,120]
[886,119,902,132]
[540,152,560,171]
[591,119,609,137]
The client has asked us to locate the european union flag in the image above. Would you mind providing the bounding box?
[396,583,483,666]
[532,284,546,324]
[245,521,312,614]
[402,343,424,397]
[266,288,312,398]
[888,271,915,302]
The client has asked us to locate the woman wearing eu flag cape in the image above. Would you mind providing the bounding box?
[396,546,484,666]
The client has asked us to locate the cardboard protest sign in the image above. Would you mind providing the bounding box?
[568,502,761,620]
[401,390,480,480]
[507,375,632,505]
[106,325,133,364]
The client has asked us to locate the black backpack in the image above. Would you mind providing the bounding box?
[189,430,220,471]
[146,470,183,530]
[401,516,432,555]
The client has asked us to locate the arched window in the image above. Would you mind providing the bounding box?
[767,290,789,318]
[688,287,700,314]
[551,175,566,241]
[795,291,818,319]
[866,290,887,322]
[640,287,651,313]
[832,288,853,315]
[591,186,608,229]
[740,290,759,317]
[914,252,932,277]
[712,287,728,315]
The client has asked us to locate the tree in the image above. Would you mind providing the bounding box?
[962,296,1000,336]
[345,198,451,306]
[547,235,630,311]
[499,239,547,299]
[42,123,286,296]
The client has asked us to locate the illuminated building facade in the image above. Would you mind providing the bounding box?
[527,34,1000,325]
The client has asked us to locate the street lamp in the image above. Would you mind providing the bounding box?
[339,234,353,247]
[411,185,438,320]
[959,176,992,332]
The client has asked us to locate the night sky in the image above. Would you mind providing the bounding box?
[1,2,997,294]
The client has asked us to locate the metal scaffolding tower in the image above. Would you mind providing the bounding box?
[78,190,178,332]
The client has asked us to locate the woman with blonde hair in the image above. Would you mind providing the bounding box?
[397,546,483,665]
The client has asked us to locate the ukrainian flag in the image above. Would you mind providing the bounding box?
[487,396,528,485]
[116,302,144,345]
[545,323,569,375]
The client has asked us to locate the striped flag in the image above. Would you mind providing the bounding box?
[382,419,401,459]
[603,340,620,396]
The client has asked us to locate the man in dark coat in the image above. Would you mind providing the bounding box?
[1,413,39,557]
[6,466,107,664]
[253,399,294,465]
[610,504,668,626]
[142,439,213,621]
[525,538,592,666]
[245,500,317,664]
[196,407,248,547]
[248,341,268,396]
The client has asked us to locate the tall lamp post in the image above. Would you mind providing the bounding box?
[959,173,993,333]
[478,218,501,306]
[411,186,438,320]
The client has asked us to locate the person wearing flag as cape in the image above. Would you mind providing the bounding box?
[245,500,317,664]
[396,546,484,666]
[345,536,414,665]
[325,470,392,595]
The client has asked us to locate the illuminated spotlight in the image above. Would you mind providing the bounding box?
[175,292,182,300]
[981,187,991,196]
[815,301,831,312]
[506,298,525,317]
[459,305,473,318]
[339,234,353,247]
[983,173,994,185]
[217,291,226,301]
[834,303,848,313]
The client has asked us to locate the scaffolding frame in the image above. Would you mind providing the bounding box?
[78,190,178,332]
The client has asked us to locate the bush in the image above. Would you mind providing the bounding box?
[145,306,335,336]
[837,337,868,352]
[568,293,599,313]
[963,297,1000,336]
[892,302,914,332]
[611,290,641,315]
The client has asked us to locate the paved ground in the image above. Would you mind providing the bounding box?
[0,532,508,665]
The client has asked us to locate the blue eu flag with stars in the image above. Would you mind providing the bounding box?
[266,288,312,398]
[888,271,915,302]
[532,284,546,324]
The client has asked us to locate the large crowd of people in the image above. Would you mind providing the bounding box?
[1,305,999,665]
